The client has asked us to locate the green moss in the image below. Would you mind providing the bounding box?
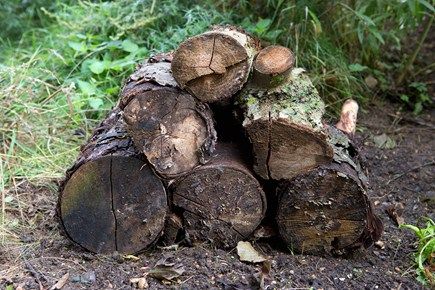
[240,68,325,131]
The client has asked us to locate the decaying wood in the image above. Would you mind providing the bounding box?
[58,109,167,254]
[170,143,267,248]
[171,25,260,103]
[238,66,333,180]
[121,60,217,179]
[276,126,383,255]
[336,99,359,135]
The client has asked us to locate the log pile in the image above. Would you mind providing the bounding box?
[58,26,383,255]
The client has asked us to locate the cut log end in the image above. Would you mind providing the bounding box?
[171,145,267,248]
[172,28,257,103]
[253,45,294,88]
[247,119,333,180]
[123,89,216,179]
[277,167,370,255]
[60,156,167,254]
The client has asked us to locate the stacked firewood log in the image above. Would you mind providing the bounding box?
[58,26,383,255]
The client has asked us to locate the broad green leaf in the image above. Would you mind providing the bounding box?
[349,63,368,72]
[88,97,104,109]
[418,0,435,13]
[122,39,139,52]
[77,80,96,96]
[255,18,272,34]
[68,41,86,52]
[89,60,105,74]
[4,195,13,203]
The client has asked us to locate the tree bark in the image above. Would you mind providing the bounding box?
[276,126,383,255]
[237,61,333,180]
[58,109,167,254]
[171,25,260,103]
[121,59,217,179]
[170,143,267,248]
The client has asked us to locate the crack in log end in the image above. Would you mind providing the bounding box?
[172,30,256,103]
[109,156,118,251]
[208,36,217,74]
[266,112,272,179]
[171,154,266,248]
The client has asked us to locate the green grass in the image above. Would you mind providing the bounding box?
[0,0,433,271]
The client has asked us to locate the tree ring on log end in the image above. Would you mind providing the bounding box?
[60,156,167,254]
[246,119,333,180]
[254,45,294,76]
[276,167,369,255]
[172,166,266,248]
[172,32,252,103]
[123,90,214,178]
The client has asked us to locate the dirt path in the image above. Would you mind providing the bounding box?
[0,102,433,289]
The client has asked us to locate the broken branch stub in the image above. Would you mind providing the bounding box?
[276,126,383,255]
[171,25,260,103]
[252,45,295,89]
[336,99,359,135]
[58,109,167,254]
[121,60,217,179]
[237,66,333,180]
[170,143,267,248]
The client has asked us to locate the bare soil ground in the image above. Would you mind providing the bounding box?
[0,102,433,290]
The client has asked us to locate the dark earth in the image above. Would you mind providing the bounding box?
[0,100,433,290]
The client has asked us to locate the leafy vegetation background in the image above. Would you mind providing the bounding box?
[0,0,433,284]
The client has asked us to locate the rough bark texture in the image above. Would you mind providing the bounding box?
[171,25,260,103]
[170,143,267,248]
[276,126,383,255]
[238,68,333,180]
[58,109,167,254]
[121,60,217,179]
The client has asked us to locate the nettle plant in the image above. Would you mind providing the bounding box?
[401,218,435,286]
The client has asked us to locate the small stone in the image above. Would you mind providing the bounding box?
[339,278,345,281]
[81,271,96,284]
[374,241,385,249]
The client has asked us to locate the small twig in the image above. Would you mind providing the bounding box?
[387,161,435,185]
[24,259,48,285]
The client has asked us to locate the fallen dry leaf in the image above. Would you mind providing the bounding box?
[386,203,405,226]
[130,277,148,289]
[237,241,266,263]
[50,273,69,290]
[148,257,184,282]
[123,254,140,261]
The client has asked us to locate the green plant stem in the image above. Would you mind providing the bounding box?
[396,15,434,86]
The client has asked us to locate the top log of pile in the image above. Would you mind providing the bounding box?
[171,25,260,104]
[237,45,333,180]
[58,26,382,256]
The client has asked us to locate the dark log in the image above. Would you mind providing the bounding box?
[276,126,383,255]
[58,109,167,254]
[121,60,217,179]
[170,143,267,248]
[171,25,260,103]
[237,47,333,180]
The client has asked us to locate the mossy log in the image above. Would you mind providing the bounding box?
[171,25,260,103]
[58,109,167,254]
[276,126,383,255]
[121,59,217,179]
[170,143,267,248]
[237,47,333,180]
